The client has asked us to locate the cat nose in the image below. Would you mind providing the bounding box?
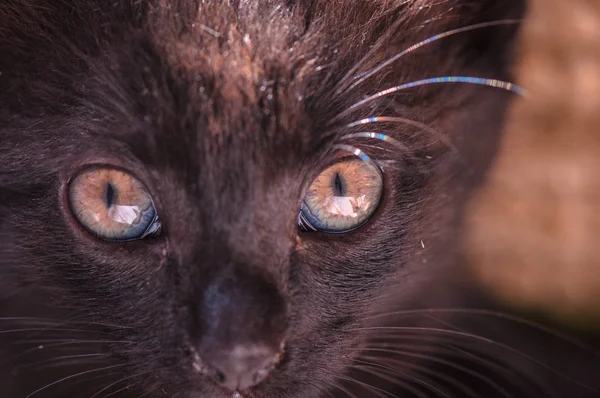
[203,343,283,391]
[194,263,287,391]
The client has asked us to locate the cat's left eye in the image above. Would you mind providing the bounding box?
[298,158,383,233]
[68,168,161,241]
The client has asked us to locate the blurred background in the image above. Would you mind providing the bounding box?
[466,0,600,324]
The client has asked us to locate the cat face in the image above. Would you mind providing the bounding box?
[0,1,523,397]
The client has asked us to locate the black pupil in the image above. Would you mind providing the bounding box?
[333,173,346,196]
[105,183,115,207]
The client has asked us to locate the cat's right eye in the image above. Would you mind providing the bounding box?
[68,168,161,241]
[298,158,383,233]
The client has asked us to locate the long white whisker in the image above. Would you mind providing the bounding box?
[337,19,521,96]
[352,364,432,398]
[14,353,105,371]
[337,76,525,121]
[341,132,408,153]
[0,317,132,330]
[2,339,133,368]
[0,328,100,335]
[336,374,397,398]
[353,358,447,397]
[357,348,514,398]
[65,371,126,398]
[363,308,599,356]
[355,326,600,393]
[331,0,416,95]
[25,363,128,398]
[439,343,560,398]
[343,117,458,155]
[363,338,549,397]
[334,144,375,164]
[356,356,481,398]
[363,354,480,398]
[132,390,153,398]
[90,369,153,398]
[100,380,142,398]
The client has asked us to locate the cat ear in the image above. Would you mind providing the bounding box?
[389,1,526,81]
[395,0,527,72]
[292,0,526,68]
[447,0,527,74]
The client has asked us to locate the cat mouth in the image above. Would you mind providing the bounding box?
[185,339,286,396]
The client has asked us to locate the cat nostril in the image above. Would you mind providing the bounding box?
[202,344,282,392]
[214,369,226,383]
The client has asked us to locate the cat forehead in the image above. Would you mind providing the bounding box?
[148,3,317,95]
[155,25,279,104]
[119,4,333,162]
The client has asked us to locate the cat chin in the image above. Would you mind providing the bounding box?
[181,385,321,398]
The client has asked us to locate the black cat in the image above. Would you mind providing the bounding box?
[1,1,598,397]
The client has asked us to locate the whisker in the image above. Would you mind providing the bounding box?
[405,313,566,398]
[356,347,513,398]
[99,381,141,398]
[0,317,132,330]
[353,358,445,397]
[334,144,374,163]
[90,369,154,398]
[336,374,395,398]
[13,339,133,346]
[21,359,108,374]
[0,327,100,335]
[352,365,430,398]
[359,353,479,398]
[13,353,105,371]
[362,338,546,397]
[24,363,128,398]
[308,381,339,398]
[337,76,525,121]
[0,317,65,325]
[337,19,521,96]
[342,117,458,155]
[356,326,600,393]
[330,0,415,96]
[438,343,559,398]
[2,339,132,368]
[341,132,408,153]
[60,371,126,398]
[363,308,599,356]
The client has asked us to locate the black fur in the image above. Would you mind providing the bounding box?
[1,1,598,398]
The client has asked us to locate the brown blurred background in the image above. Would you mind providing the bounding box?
[466,0,600,322]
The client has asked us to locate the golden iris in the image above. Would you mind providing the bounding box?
[68,168,160,241]
[300,159,383,233]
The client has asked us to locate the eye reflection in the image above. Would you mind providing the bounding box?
[299,159,383,233]
[68,168,161,241]
[109,205,145,225]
